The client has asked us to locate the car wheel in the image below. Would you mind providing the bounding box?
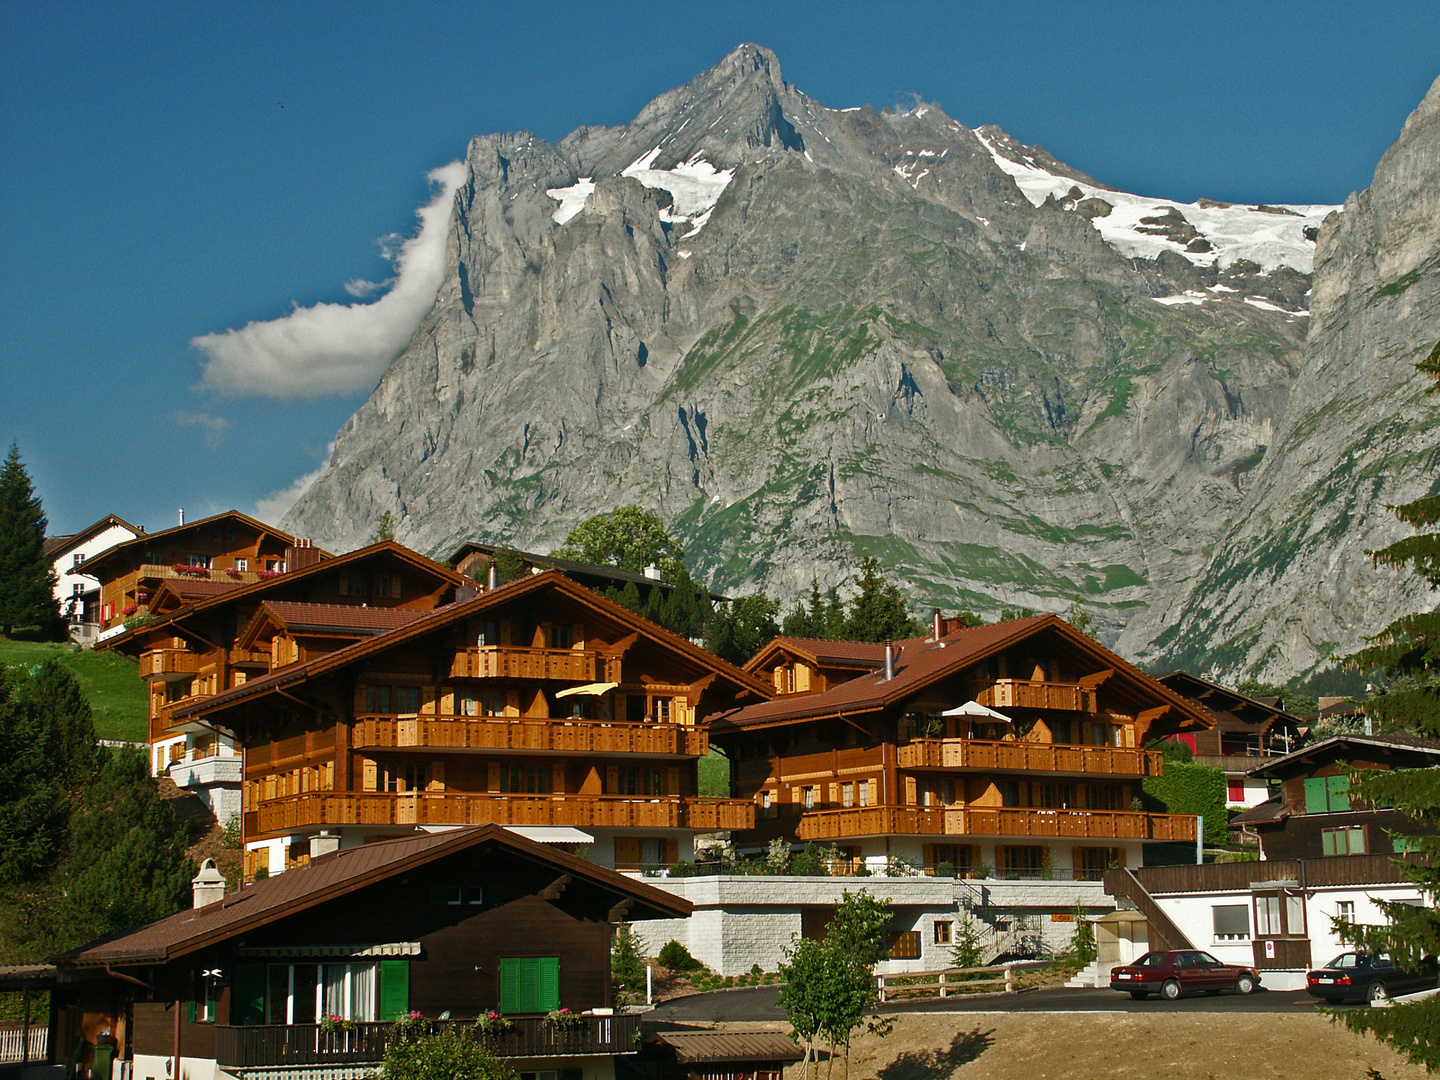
[1129,990,1149,1000]
[1235,974,1256,995]
[1368,982,1389,1005]
[1160,979,1181,1001]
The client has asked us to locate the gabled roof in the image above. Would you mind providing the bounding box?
[743,636,888,675]
[712,615,1214,732]
[102,541,467,654]
[1157,671,1294,732]
[647,1031,804,1066]
[238,601,432,649]
[79,510,309,580]
[173,569,773,722]
[149,579,244,608]
[43,514,140,560]
[1245,731,1440,780]
[60,825,691,969]
[1229,796,1289,828]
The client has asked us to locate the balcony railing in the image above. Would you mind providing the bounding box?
[449,647,622,682]
[139,648,202,679]
[135,563,264,586]
[968,679,1096,713]
[247,792,753,837]
[896,738,1162,776]
[796,804,1194,842]
[352,715,707,757]
[214,1014,641,1068]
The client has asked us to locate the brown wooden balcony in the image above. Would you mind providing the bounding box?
[896,738,1162,776]
[969,679,1096,712]
[449,646,622,682]
[796,804,1194,842]
[139,647,201,680]
[135,563,263,586]
[352,715,708,757]
[246,792,752,837]
[215,1014,641,1068]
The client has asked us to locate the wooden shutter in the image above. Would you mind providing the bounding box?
[614,837,641,869]
[430,761,444,791]
[538,957,560,1012]
[378,960,409,1021]
[665,767,681,796]
[488,763,501,793]
[828,783,838,805]
[904,776,917,804]
[392,574,403,600]
[505,690,520,717]
[498,957,521,1014]
[338,570,349,596]
[572,622,584,649]
[355,684,368,713]
[1113,847,1126,868]
[421,686,436,715]
[1327,774,1351,811]
[362,759,377,792]
[922,844,934,870]
[230,963,265,1026]
[606,766,619,794]
[867,779,878,806]
[1303,777,1328,814]
[663,838,678,864]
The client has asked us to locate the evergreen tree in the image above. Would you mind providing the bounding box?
[0,444,59,638]
[1332,338,1440,1070]
[367,510,396,544]
[706,594,780,665]
[843,558,924,643]
[782,578,826,638]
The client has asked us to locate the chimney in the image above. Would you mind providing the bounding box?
[884,641,895,681]
[644,563,662,581]
[932,608,943,641]
[310,830,341,860]
[191,858,226,909]
[487,563,499,590]
[286,539,322,571]
[178,508,185,526]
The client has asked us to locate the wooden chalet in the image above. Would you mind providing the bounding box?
[43,512,140,643]
[713,615,1215,877]
[1157,671,1300,808]
[53,825,690,1080]
[99,540,469,824]
[1231,732,1440,860]
[80,510,322,635]
[168,570,772,876]
[448,541,687,603]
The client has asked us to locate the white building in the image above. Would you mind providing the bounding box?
[43,514,139,645]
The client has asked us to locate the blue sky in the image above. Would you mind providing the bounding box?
[2,0,1437,536]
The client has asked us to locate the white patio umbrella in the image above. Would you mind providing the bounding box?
[940,700,1014,723]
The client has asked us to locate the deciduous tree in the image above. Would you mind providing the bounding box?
[557,506,685,577]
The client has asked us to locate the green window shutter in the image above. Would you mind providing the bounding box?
[499,958,521,1014]
[1303,777,1328,814]
[1349,827,1366,854]
[1322,830,1337,856]
[1327,775,1351,812]
[378,960,410,1021]
[538,957,560,1012]
[188,998,197,1024]
[231,964,265,1026]
[520,958,540,1012]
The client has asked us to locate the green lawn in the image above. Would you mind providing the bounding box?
[0,636,147,741]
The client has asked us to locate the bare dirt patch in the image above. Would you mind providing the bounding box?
[700,1012,1428,1080]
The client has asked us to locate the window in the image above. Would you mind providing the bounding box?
[609,766,662,796]
[842,783,854,808]
[480,689,507,717]
[1254,892,1306,937]
[651,697,673,723]
[72,553,85,568]
[803,786,816,810]
[1227,781,1246,803]
[430,885,487,906]
[998,781,1021,808]
[1037,783,1073,809]
[500,765,551,794]
[366,685,391,714]
[999,845,1045,877]
[1336,901,1355,923]
[184,554,211,568]
[888,931,921,959]
[1076,847,1120,881]
[1086,785,1123,811]
[1213,905,1250,942]
[382,762,429,793]
[1303,774,1352,813]
[233,558,248,571]
[1322,826,1366,856]
[761,790,773,817]
[261,962,386,1024]
[545,623,572,649]
[499,957,560,1014]
[211,526,223,541]
[859,780,870,807]
[934,921,953,945]
[394,686,420,714]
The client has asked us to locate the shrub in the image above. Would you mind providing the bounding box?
[379,1027,511,1080]
[658,940,700,972]
[666,859,700,877]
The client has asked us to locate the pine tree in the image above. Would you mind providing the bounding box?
[843,557,924,643]
[0,444,59,638]
[1332,338,1440,1070]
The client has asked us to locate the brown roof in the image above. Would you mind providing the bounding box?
[239,600,432,646]
[43,514,140,561]
[0,963,59,990]
[1246,731,1440,779]
[1229,797,1289,827]
[156,579,243,603]
[101,541,466,654]
[80,510,304,577]
[743,636,888,674]
[716,615,1212,732]
[43,534,76,558]
[62,825,691,969]
[173,569,773,721]
[649,1031,803,1065]
[1157,671,1292,731]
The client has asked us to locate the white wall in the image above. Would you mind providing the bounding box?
[52,522,138,628]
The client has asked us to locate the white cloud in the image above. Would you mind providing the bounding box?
[193,160,469,399]
[172,410,230,449]
[343,277,392,299]
[254,442,335,523]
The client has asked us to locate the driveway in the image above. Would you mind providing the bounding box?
[649,984,1323,1023]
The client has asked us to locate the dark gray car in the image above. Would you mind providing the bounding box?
[1305,952,1439,1005]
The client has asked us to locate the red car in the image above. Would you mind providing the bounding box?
[1110,950,1260,1000]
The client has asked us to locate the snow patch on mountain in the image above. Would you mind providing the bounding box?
[973,128,1338,274]
[546,148,735,236]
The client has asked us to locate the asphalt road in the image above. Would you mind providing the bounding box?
[649,984,1339,1023]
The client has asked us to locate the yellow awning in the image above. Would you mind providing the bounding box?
[555,681,618,699]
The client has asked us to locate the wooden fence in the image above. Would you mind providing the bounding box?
[874,965,1017,1002]
[0,1025,48,1063]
